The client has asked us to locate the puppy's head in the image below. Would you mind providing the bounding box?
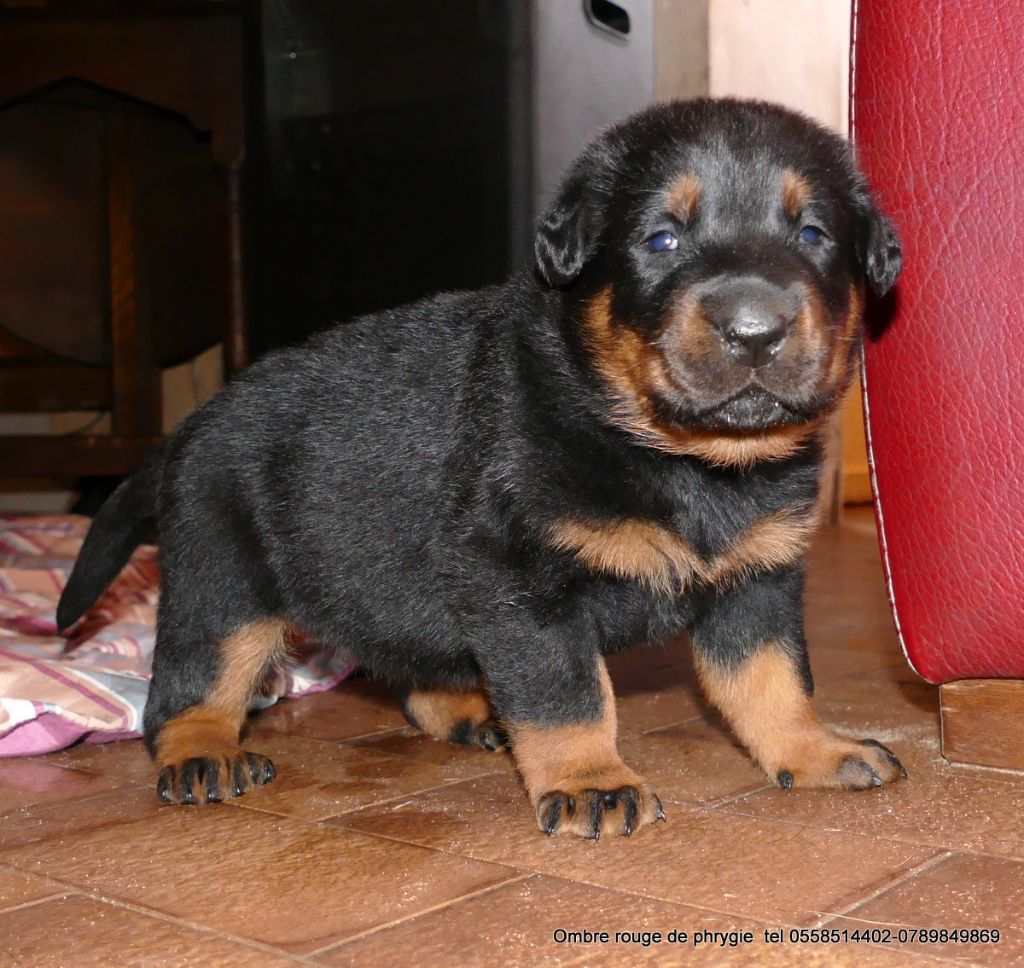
[535,98,902,467]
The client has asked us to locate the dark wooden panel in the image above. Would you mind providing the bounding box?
[0,96,108,364]
[0,434,161,477]
[0,362,110,412]
[105,105,161,436]
[941,680,1024,772]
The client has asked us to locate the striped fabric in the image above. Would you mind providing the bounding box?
[0,515,354,757]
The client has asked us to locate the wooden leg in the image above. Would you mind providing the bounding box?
[940,680,1024,771]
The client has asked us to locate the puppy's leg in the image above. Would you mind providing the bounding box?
[145,618,286,804]
[483,642,664,839]
[693,567,906,790]
[402,686,505,751]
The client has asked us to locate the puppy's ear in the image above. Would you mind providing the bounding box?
[856,199,903,296]
[534,169,602,288]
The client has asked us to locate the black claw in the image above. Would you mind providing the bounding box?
[585,793,603,840]
[777,770,794,790]
[246,753,261,783]
[232,758,248,797]
[157,768,174,803]
[654,796,666,822]
[840,755,885,790]
[178,760,203,804]
[205,765,223,803]
[622,791,639,836]
[860,739,908,779]
[475,720,508,752]
[539,795,563,835]
[262,758,276,784]
[477,729,500,752]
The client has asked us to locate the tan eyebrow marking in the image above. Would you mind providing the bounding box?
[666,172,701,221]
[781,169,811,218]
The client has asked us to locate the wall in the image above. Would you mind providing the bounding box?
[706,0,869,510]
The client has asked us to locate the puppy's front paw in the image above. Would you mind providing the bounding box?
[776,736,907,791]
[157,750,275,804]
[535,778,665,840]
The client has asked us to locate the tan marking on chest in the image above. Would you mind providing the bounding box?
[548,509,817,593]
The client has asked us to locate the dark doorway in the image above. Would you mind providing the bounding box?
[243,0,529,357]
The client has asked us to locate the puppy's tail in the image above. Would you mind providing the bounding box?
[56,448,163,633]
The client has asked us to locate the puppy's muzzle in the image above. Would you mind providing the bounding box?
[700,277,804,370]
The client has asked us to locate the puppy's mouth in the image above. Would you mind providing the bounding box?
[678,385,814,433]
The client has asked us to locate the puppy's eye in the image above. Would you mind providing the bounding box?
[645,230,678,252]
[798,225,826,245]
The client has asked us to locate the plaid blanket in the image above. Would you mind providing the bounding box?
[0,515,353,757]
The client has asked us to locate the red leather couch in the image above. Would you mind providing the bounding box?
[851,0,1024,685]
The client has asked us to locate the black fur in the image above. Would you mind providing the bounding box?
[58,98,900,766]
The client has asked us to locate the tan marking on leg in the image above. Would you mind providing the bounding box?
[581,288,821,468]
[509,657,663,838]
[155,619,288,803]
[404,687,492,742]
[780,168,811,218]
[695,642,906,789]
[666,172,701,221]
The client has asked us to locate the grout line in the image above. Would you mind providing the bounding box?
[232,767,504,824]
[705,784,773,809]
[640,712,710,736]
[0,891,75,918]
[318,726,409,745]
[330,813,869,933]
[0,876,321,966]
[0,782,138,827]
[335,726,413,746]
[814,849,954,927]
[307,872,535,956]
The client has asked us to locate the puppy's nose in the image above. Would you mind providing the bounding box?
[720,311,789,368]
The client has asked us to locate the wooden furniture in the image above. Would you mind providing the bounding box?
[0,2,243,482]
[0,81,227,477]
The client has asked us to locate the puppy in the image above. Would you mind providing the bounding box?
[59,98,904,839]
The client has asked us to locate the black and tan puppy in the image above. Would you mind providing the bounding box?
[58,98,904,839]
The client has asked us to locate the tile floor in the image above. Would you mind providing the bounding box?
[1,510,1021,966]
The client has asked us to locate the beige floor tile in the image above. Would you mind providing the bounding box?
[49,738,155,787]
[2,804,518,953]
[828,852,1024,966]
[721,744,1024,862]
[344,727,516,778]
[0,895,300,967]
[618,720,770,805]
[230,733,501,822]
[318,874,768,967]
[247,678,408,742]
[614,668,707,736]
[333,774,940,926]
[0,786,167,852]
[0,759,128,814]
[0,865,67,913]
[319,873,952,967]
